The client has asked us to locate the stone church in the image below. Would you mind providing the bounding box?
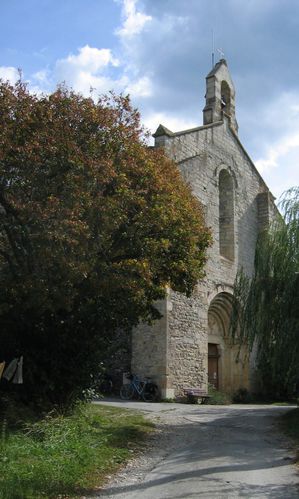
[131,59,277,399]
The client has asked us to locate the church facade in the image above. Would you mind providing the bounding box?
[131,59,277,398]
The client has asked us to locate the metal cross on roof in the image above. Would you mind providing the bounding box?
[217,47,225,59]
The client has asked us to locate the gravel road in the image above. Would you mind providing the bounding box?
[91,400,299,499]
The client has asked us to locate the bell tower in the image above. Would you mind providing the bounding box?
[203,59,238,134]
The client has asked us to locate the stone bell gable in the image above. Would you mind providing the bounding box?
[203,58,238,134]
[131,60,277,399]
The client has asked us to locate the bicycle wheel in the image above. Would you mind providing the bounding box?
[120,384,134,400]
[142,383,159,402]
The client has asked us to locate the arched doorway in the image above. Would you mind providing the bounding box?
[208,292,249,393]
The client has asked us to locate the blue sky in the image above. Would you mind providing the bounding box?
[0,0,298,200]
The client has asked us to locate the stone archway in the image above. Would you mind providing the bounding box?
[208,292,249,394]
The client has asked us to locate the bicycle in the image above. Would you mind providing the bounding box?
[120,374,159,402]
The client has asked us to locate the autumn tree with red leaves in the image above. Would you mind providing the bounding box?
[0,80,211,405]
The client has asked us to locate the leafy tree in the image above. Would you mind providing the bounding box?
[0,80,211,406]
[231,188,299,399]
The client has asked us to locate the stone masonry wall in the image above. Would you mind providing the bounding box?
[131,116,276,398]
[159,118,272,395]
[131,298,170,394]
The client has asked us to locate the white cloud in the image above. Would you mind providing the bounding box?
[29,69,52,94]
[255,131,299,199]
[115,0,152,38]
[259,145,299,200]
[0,66,46,95]
[55,45,118,82]
[54,45,123,96]
[126,76,152,97]
[143,112,198,143]
[255,132,299,173]
[51,44,155,100]
[57,45,119,74]
[0,39,152,102]
[254,93,299,180]
[33,69,50,84]
[0,66,19,84]
[253,93,299,197]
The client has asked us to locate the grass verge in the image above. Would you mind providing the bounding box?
[0,403,154,498]
[280,408,299,463]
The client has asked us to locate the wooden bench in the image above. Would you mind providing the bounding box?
[183,388,210,404]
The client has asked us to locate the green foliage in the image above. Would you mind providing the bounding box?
[0,403,153,498]
[281,408,299,439]
[0,80,211,405]
[232,387,252,404]
[207,384,231,405]
[231,188,299,399]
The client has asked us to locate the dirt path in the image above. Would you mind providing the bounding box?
[93,401,299,499]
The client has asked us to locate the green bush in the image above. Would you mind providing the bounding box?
[0,81,211,409]
[207,384,231,405]
[232,388,252,404]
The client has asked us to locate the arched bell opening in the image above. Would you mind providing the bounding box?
[220,80,231,117]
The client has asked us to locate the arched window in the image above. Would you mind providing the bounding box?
[219,169,234,260]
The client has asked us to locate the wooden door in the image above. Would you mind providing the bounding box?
[208,343,219,389]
